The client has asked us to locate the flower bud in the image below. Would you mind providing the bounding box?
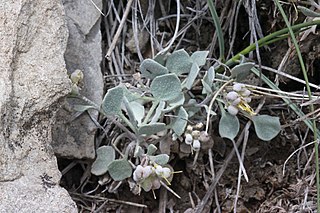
[192,139,201,151]
[231,97,241,106]
[133,165,144,182]
[226,91,238,101]
[172,133,178,141]
[191,130,200,138]
[233,83,244,92]
[227,105,239,116]
[243,97,252,103]
[185,133,193,145]
[70,69,84,85]
[241,89,251,97]
[154,165,163,176]
[142,166,153,179]
[161,167,171,179]
[195,122,204,129]
[187,125,193,132]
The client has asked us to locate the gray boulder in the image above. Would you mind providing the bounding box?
[0,0,77,212]
[52,0,104,159]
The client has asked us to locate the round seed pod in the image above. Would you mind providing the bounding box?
[184,133,193,145]
[243,97,252,103]
[186,125,193,132]
[142,166,153,179]
[233,83,244,92]
[227,105,239,116]
[162,167,171,179]
[154,165,163,176]
[231,97,241,106]
[191,130,200,138]
[192,139,201,151]
[133,165,144,182]
[241,89,251,97]
[226,91,239,101]
[195,122,204,129]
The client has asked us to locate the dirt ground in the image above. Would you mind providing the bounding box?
[58,1,320,212]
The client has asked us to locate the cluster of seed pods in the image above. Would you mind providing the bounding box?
[225,83,253,116]
[183,123,209,151]
[133,164,171,191]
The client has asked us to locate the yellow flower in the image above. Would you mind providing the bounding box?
[237,98,256,116]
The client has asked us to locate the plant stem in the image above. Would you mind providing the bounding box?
[120,113,138,134]
[205,79,233,133]
[142,100,159,125]
[223,19,320,69]
[78,95,100,110]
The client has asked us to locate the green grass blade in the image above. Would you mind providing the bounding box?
[207,0,225,62]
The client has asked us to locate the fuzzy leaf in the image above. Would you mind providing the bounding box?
[182,63,200,90]
[147,144,158,155]
[108,159,132,181]
[202,80,213,94]
[101,86,124,116]
[129,101,145,125]
[203,105,217,116]
[202,66,215,94]
[252,115,281,141]
[138,123,166,136]
[163,92,185,113]
[219,112,240,140]
[151,73,181,101]
[187,99,201,117]
[134,146,144,157]
[190,51,209,66]
[91,146,115,176]
[123,97,137,125]
[123,88,141,102]
[140,59,168,79]
[298,6,320,17]
[73,105,96,112]
[150,101,165,123]
[171,107,188,136]
[166,49,192,75]
[149,154,170,165]
[154,53,168,66]
[230,62,255,81]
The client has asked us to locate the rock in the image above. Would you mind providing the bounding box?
[0,176,77,213]
[0,0,77,212]
[52,0,104,159]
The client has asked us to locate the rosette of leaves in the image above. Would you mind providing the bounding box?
[94,49,219,183]
[139,49,210,137]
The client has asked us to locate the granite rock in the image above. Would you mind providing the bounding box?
[0,0,77,212]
